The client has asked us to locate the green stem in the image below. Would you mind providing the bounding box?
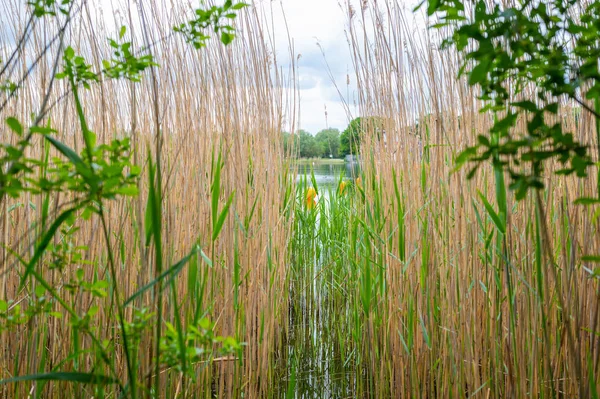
[99,206,137,398]
[595,97,600,199]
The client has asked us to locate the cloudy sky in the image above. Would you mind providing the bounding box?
[256,0,359,135]
[0,0,358,135]
[0,0,423,135]
[254,0,423,135]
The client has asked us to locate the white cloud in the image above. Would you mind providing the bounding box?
[256,0,358,134]
[256,0,429,134]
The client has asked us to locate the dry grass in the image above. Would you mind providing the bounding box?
[343,0,600,396]
[0,0,296,397]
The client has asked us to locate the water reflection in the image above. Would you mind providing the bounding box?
[275,160,365,398]
[294,161,361,187]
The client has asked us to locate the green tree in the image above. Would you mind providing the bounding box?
[340,118,363,156]
[315,128,340,158]
[297,130,321,158]
[340,117,385,156]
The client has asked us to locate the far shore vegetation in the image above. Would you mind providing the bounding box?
[283,117,368,159]
[293,157,345,164]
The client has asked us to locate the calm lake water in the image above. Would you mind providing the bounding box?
[294,161,361,187]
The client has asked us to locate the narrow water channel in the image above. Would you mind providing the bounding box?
[276,160,363,398]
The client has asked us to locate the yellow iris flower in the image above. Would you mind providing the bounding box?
[306,187,317,209]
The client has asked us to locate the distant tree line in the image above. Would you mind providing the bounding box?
[283,117,368,159]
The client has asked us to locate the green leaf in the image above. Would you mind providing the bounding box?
[494,164,507,226]
[21,208,78,288]
[200,248,213,267]
[545,102,559,114]
[574,197,600,205]
[493,112,518,133]
[116,186,139,196]
[582,255,600,263]
[0,372,117,385]
[6,117,23,136]
[87,305,100,317]
[81,206,94,220]
[199,317,211,330]
[211,150,222,228]
[469,58,490,85]
[212,191,235,241]
[124,249,197,306]
[477,191,506,234]
[35,285,45,297]
[477,135,490,146]
[453,146,477,172]
[427,0,441,16]
[119,25,126,39]
[512,101,538,112]
[30,125,56,135]
[144,192,153,247]
[286,356,297,399]
[64,46,75,59]
[413,0,426,12]
[144,156,157,247]
[419,314,431,349]
[220,32,234,45]
[44,135,94,182]
[231,2,248,10]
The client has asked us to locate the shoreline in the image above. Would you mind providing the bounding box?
[292,158,346,165]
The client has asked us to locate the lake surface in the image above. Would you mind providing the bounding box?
[294,161,361,187]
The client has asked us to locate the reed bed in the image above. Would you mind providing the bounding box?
[321,0,600,397]
[0,0,295,397]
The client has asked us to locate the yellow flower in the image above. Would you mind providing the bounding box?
[306,187,317,209]
[355,177,362,188]
[339,180,347,195]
